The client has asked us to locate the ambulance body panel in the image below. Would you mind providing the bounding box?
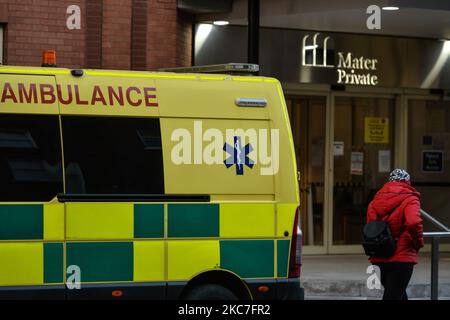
[0,66,302,300]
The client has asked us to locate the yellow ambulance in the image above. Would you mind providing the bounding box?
[0,62,303,300]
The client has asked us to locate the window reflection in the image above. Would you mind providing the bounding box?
[61,116,164,194]
[0,115,63,201]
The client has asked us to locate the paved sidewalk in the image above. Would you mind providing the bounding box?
[300,253,450,299]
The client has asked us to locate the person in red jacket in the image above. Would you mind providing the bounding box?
[366,168,424,300]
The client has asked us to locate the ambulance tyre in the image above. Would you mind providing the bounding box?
[184,284,238,300]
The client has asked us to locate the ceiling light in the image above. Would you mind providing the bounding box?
[213,21,229,26]
[382,6,399,11]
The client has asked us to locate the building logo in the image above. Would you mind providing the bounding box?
[302,33,379,86]
[302,34,334,68]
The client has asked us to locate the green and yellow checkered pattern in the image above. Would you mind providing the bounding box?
[0,203,296,286]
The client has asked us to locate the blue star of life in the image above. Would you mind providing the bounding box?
[223,136,255,175]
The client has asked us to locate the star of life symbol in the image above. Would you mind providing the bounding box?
[223,136,254,175]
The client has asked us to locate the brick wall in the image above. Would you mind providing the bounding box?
[85,0,101,68]
[131,0,148,70]
[0,0,192,70]
[148,0,177,70]
[176,10,193,67]
[1,0,85,68]
[102,0,131,69]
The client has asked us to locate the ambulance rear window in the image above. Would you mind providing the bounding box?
[61,116,164,195]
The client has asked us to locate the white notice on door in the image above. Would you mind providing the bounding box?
[350,152,364,175]
[333,141,344,156]
[378,150,391,173]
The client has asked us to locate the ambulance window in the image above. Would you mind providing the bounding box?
[0,114,63,201]
[61,116,164,195]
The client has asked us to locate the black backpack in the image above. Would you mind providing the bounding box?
[362,213,397,258]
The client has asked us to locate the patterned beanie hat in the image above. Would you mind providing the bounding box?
[389,168,410,183]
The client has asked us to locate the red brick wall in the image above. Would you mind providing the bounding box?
[85,0,101,68]
[176,10,193,67]
[1,0,85,68]
[148,0,176,69]
[131,0,148,70]
[102,0,131,69]
[0,0,192,70]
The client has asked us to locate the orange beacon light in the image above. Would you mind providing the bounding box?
[41,50,57,67]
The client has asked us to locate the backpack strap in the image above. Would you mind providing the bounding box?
[373,208,394,221]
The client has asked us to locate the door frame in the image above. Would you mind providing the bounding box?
[283,83,330,255]
[328,87,400,254]
[402,89,441,171]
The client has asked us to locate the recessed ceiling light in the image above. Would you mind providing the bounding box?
[382,6,399,11]
[213,21,229,26]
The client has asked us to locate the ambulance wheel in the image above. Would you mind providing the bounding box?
[184,284,238,300]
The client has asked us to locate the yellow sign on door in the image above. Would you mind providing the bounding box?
[365,117,389,143]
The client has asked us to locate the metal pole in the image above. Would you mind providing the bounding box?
[431,237,439,300]
[247,0,260,65]
[421,209,450,232]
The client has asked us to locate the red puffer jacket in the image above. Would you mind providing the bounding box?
[367,181,424,264]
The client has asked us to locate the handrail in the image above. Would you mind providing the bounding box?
[423,231,450,237]
[421,209,450,232]
[420,209,450,300]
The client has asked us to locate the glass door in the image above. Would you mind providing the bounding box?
[286,96,327,250]
[407,98,450,244]
[332,96,396,246]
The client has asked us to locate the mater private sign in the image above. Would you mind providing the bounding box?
[336,52,379,86]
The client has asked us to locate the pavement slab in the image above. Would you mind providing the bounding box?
[300,252,450,299]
